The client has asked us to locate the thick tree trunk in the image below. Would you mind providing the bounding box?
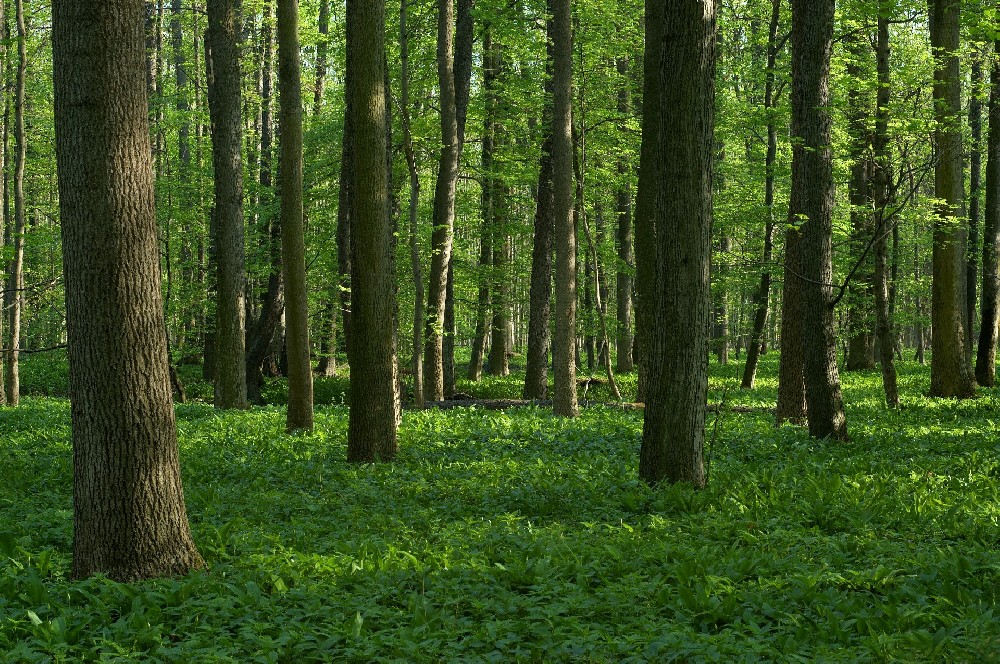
[977,37,1000,386]
[206,0,248,409]
[276,0,314,431]
[4,0,25,407]
[53,0,204,580]
[929,0,976,397]
[552,0,577,417]
[741,0,781,391]
[791,0,847,440]
[345,0,399,462]
[637,0,714,487]
[523,0,555,400]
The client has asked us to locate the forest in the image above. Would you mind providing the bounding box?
[0,0,999,660]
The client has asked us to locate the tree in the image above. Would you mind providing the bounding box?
[636,0,715,486]
[345,0,399,462]
[977,35,1000,386]
[791,0,847,440]
[52,0,204,580]
[928,0,975,398]
[205,0,248,410]
[615,56,634,374]
[276,0,314,432]
[523,0,556,401]
[4,0,26,407]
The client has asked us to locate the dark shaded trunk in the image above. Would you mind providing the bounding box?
[968,48,984,360]
[637,0,714,486]
[206,0,248,409]
[977,34,1000,386]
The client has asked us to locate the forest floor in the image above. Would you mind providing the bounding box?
[1,353,998,661]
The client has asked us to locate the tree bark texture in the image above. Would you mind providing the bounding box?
[345,0,399,462]
[53,0,205,580]
[636,0,715,487]
[4,0,25,406]
[791,0,847,440]
[928,0,976,397]
[523,0,556,400]
[206,0,248,409]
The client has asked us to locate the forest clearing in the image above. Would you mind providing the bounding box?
[1,354,999,661]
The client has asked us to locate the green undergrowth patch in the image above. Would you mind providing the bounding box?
[0,357,998,661]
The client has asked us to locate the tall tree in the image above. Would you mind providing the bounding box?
[791,0,847,440]
[345,0,399,462]
[53,0,204,580]
[928,0,975,397]
[741,0,782,390]
[977,36,1000,386]
[4,0,25,406]
[276,0,313,432]
[636,0,715,486]
[523,0,556,401]
[552,0,577,417]
[615,56,634,374]
[206,0,248,409]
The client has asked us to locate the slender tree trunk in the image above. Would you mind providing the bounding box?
[714,236,730,365]
[336,100,352,358]
[345,0,399,462]
[614,59,634,374]
[523,3,555,400]
[206,0,248,409]
[929,0,976,397]
[312,0,330,117]
[0,0,6,405]
[968,47,984,360]
[552,0,577,417]
[741,0,781,390]
[276,0,314,431]
[873,9,898,407]
[400,0,423,402]
[977,37,1000,386]
[791,0,847,440]
[53,0,204,580]
[637,0,715,487]
[443,260,456,395]
[4,0,25,406]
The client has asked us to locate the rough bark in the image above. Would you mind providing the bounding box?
[523,0,555,400]
[636,0,714,487]
[276,0,314,431]
[977,36,1000,386]
[53,0,204,580]
[791,0,847,440]
[552,0,577,418]
[345,0,399,462]
[206,0,248,409]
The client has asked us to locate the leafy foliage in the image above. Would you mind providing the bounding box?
[1,356,998,660]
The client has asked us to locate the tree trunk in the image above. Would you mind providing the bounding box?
[400,0,423,402]
[637,0,714,487]
[523,0,555,400]
[552,0,577,417]
[741,0,781,390]
[312,0,330,117]
[53,0,204,580]
[977,34,1000,386]
[929,0,976,397]
[443,260,457,395]
[968,47,984,361]
[791,0,847,440]
[345,0,399,462]
[0,0,6,406]
[4,0,25,407]
[615,60,634,374]
[276,0,314,431]
[873,10,898,407]
[206,0,248,409]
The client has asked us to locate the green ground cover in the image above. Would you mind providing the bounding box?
[0,355,998,661]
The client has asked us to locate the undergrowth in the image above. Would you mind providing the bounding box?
[0,355,998,661]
